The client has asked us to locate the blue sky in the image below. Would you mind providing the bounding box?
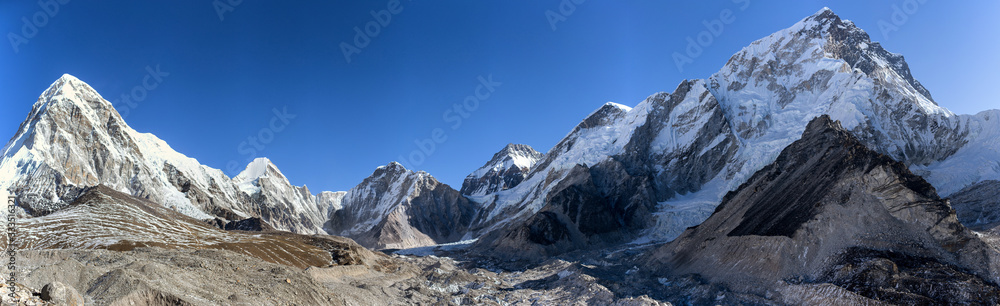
[1,1,998,192]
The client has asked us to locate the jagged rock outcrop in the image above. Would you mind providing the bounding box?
[645,116,1000,304]
[326,162,476,249]
[461,143,542,197]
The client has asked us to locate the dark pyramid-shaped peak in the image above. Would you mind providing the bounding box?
[648,116,999,303]
[722,115,938,237]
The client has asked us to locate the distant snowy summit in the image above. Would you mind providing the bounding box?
[461,143,543,197]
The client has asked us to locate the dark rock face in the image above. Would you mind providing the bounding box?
[949,180,1000,231]
[724,117,936,238]
[205,217,227,229]
[646,116,1000,303]
[460,144,542,197]
[224,217,275,232]
[618,80,740,201]
[327,162,477,249]
[404,181,476,243]
[525,212,570,246]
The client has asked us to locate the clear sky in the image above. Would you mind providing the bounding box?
[1,1,998,192]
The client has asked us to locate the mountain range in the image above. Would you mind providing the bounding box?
[469,7,1000,259]
[2,7,1000,305]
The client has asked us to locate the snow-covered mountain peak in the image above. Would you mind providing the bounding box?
[35,73,111,115]
[235,157,286,183]
[329,161,475,249]
[378,161,408,172]
[461,144,543,197]
[579,102,632,130]
[4,74,126,162]
[715,6,942,113]
[233,157,295,194]
[604,102,632,112]
[494,144,542,166]
[1,75,341,235]
[42,74,96,97]
[374,161,434,180]
[0,75,233,220]
[707,6,960,167]
[470,9,999,253]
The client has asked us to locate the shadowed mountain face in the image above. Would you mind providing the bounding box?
[645,116,1000,304]
[949,180,1000,232]
[326,162,477,249]
[461,143,543,197]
